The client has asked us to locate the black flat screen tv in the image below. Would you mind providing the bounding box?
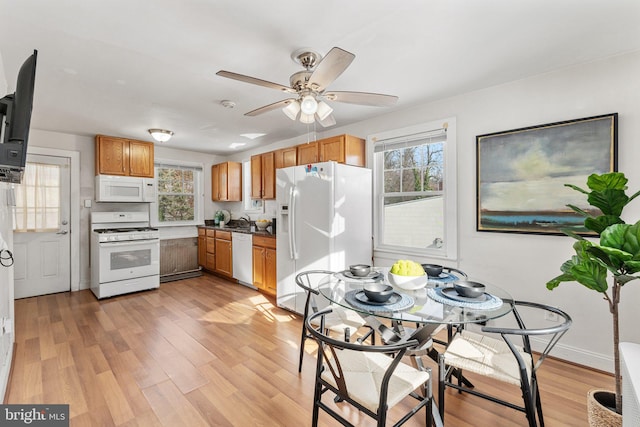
[0,49,37,183]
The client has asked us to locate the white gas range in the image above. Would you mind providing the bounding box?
[90,211,160,299]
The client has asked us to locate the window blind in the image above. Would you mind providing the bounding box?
[374,128,447,153]
[155,162,202,172]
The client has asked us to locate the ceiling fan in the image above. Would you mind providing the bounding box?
[216,47,398,127]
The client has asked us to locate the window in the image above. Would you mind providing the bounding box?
[371,118,457,259]
[151,161,203,226]
[13,160,65,232]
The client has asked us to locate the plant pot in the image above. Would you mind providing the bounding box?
[587,389,622,427]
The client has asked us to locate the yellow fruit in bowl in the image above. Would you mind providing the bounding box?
[390,260,425,276]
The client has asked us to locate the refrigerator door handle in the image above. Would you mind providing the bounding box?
[288,185,299,260]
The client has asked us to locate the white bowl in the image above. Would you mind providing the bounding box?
[255,221,271,231]
[388,272,428,290]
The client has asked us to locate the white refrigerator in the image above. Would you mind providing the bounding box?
[276,161,372,314]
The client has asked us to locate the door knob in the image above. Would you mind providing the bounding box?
[61,220,69,225]
[56,230,69,235]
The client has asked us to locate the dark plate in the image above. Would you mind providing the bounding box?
[342,271,383,281]
[354,290,402,306]
[439,287,488,303]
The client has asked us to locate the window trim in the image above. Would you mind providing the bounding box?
[150,159,204,227]
[369,117,457,261]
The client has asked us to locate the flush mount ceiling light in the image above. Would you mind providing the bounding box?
[148,129,174,142]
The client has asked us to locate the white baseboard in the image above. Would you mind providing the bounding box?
[530,336,613,373]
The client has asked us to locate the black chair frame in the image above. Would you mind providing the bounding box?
[438,300,572,427]
[306,308,438,427]
[296,270,374,372]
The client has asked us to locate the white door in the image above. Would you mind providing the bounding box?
[13,154,71,298]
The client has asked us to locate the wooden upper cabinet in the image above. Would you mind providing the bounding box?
[250,152,275,200]
[211,163,220,201]
[319,135,365,167]
[296,141,319,165]
[274,147,297,169]
[96,136,128,175]
[261,152,275,199]
[128,141,154,177]
[250,155,262,199]
[211,161,242,201]
[95,135,154,177]
[294,135,365,167]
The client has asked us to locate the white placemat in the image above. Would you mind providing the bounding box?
[427,287,503,310]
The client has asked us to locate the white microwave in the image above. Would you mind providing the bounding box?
[95,175,156,202]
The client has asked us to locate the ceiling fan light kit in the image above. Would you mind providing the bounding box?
[282,101,300,120]
[315,101,333,121]
[299,112,315,124]
[300,95,318,115]
[216,46,398,127]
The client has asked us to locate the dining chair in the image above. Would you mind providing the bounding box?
[295,270,374,372]
[306,308,439,427]
[437,301,572,427]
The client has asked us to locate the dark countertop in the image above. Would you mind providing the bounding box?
[198,224,276,238]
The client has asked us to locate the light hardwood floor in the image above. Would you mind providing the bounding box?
[7,273,613,426]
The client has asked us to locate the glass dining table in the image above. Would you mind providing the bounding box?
[318,267,514,333]
[317,268,514,426]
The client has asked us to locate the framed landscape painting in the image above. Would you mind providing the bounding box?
[476,113,617,235]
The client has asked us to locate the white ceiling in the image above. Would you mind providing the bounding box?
[1,0,639,155]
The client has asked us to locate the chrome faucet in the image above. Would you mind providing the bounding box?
[238,215,251,224]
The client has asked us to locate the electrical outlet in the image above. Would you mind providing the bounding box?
[545,311,559,322]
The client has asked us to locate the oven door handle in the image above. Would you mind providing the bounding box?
[99,239,158,247]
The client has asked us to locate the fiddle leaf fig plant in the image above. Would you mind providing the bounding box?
[547,172,640,414]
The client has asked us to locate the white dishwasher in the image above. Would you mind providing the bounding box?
[232,232,254,287]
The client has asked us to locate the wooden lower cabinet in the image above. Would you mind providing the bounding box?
[198,229,207,267]
[214,230,233,278]
[252,236,276,295]
[205,229,216,271]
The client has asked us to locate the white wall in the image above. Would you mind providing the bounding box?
[26,130,223,289]
[0,50,15,400]
[12,51,640,375]
[219,52,640,371]
[321,51,640,372]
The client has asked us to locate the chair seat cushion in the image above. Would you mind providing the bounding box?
[321,350,430,413]
[444,330,532,386]
[310,305,367,335]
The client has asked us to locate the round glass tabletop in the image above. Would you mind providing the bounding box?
[318,268,514,325]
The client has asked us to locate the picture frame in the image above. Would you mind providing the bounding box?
[476,113,618,235]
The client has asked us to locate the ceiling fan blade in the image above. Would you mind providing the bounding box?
[324,91,398,107]
[245,98,297,116]
[216,70,296,93]
[317,113,336,127]
[308,47,355,91]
